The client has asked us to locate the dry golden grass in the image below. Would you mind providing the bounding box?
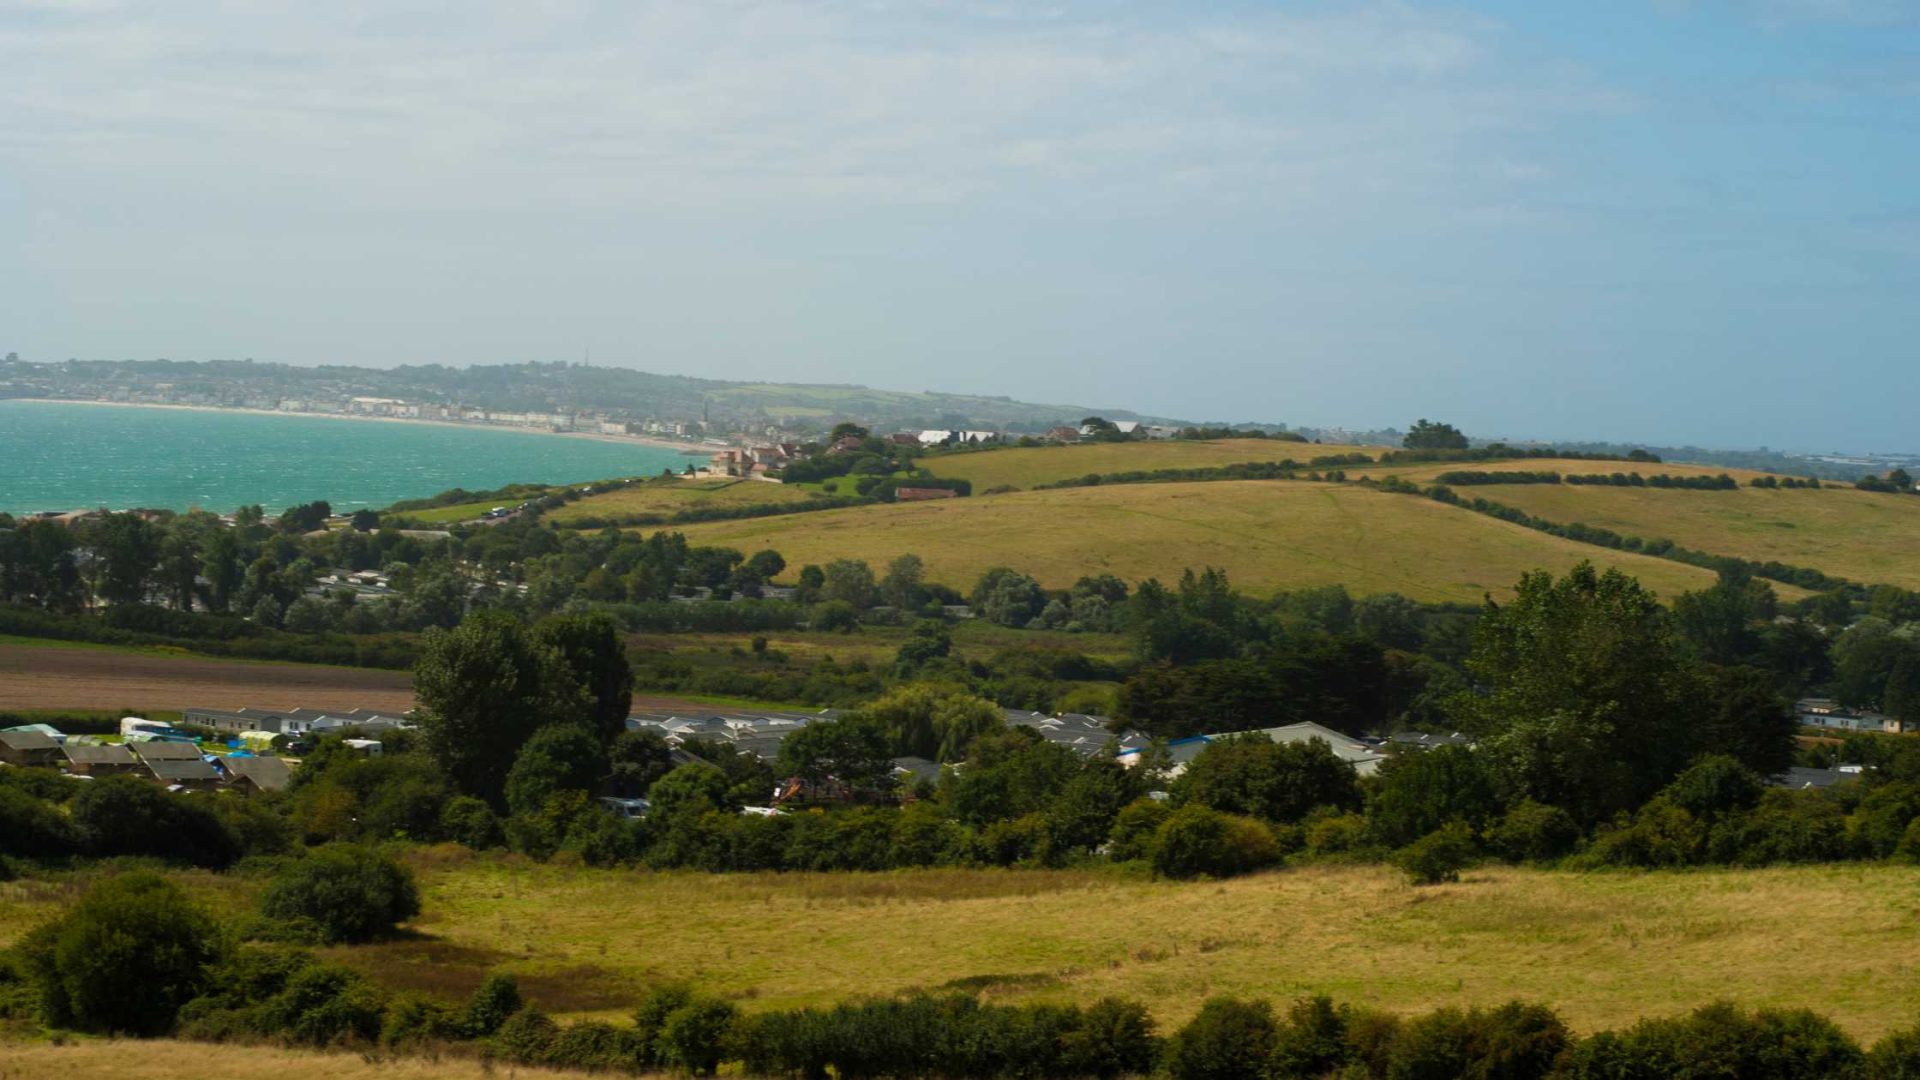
[0,1039,652,1080]
[661,480,1727,603]
[546,476,817,525]
[1443,482,1920,590]
[1352,457,1785,484]
[920,439,1382,492]
[387,855,1920,1039]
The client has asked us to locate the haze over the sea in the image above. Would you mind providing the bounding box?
[0,400,697,515]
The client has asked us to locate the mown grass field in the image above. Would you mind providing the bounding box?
[11,857,1917,1041]
[546,477,819,525]
[919,439,1381,492]
[659,480,1729,603]
[1444,482,1920,590]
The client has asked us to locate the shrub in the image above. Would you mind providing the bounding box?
[70,776,241,868]
[0,786,80,859]
[1869,1024,1920,1079]
[1106,797,1171,862]
[660,996,739,1076]
[13,871,225,1035]
[1062,996,1160,1079]
[546,1019,643,1071]
[1395,821,1477,885]
[491,1008,561,1064]
[1165,996,1277,1080]
[462,972,524,1037]
[1559,1001,1863,1079]
[1486,799,1580,863]
[1384,1001,1568,1079]
[381,992,465,1047]
[1150,805,1281,880]
[1271,995,1352,1079]
[257,843,421,943]
[1305,811,1369,857]
[439,795,504,849]
[250,961,387,1046]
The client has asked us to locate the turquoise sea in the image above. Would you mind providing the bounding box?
[0,400,700,514]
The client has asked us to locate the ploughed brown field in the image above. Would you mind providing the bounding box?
[0,640,418,714]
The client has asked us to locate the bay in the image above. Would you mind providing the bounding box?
[0,400,701,514]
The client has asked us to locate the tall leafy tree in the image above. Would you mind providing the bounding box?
[531,611,633,745]
[413,612,589,805]
[1460,563,1699,824]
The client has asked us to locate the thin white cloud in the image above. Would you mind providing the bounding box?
[0,1,1611,214]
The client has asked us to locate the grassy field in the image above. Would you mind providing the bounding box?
[632,620,1134,670]
[10,857,1914,1040]
[1439,483,1920,590]
[1352,457,1785,485]
[659,480,1729,603]
[546,476,820,525]
[919,439,1382,492]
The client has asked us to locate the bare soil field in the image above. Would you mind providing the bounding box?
[0,641,417,713]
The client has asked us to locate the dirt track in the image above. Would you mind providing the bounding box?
[0,642,416,713]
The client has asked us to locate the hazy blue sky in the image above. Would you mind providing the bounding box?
[2,2,1914,450]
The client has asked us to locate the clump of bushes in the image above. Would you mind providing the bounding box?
[13,872,226,1036]
[256,843,420,943]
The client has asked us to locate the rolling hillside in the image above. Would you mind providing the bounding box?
[545,476,820,524]
[919,438,1381,491]
[1455,482,1920,590]
[662,479,1734,603]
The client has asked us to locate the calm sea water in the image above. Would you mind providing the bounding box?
[0,400,700,514]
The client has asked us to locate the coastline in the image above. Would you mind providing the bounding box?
[9,397,714,456]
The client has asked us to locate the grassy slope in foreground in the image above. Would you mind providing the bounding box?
[920,439,1381,492]
[1439,482,1920,591]
[662,480,1727,603]
[393,857,1920,1038]
[0,1041,601,1080]
[546,476,819,525]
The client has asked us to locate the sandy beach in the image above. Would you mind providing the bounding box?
[16,397,716,455]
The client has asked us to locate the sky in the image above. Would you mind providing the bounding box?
[1,2,1915,451]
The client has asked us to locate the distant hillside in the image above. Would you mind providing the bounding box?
[0,358,1188,433]
[660,479,1740,604]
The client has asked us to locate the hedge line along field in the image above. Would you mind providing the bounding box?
[545,476,822,525]
[1349,456,1785,484]
[659,480,1730,603]
[1436,481,1920,592]
[919,439,1382,492]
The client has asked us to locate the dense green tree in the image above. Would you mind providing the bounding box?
[610,729,676,797]
[258,844,421,943]
[1402,418,1469,450]
[1460,563,1700,824]
[15,872,225,1035]
[505,724,610,817]
[848,683,1002,763]
[821,558,878,609]
[530,611,633,746]
[971,566,1047,628]
[773,716,894,796]
[1367,746,1500,848]
[881,553,926,610]
[1175,734,1362,824]
[412,611,590,804]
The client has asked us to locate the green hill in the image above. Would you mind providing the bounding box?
[662,478,1738,603]
[920,438,1380,492]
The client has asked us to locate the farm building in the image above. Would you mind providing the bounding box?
[0,729,63,768]
[221,754,293,794]
[60,742,139,776]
